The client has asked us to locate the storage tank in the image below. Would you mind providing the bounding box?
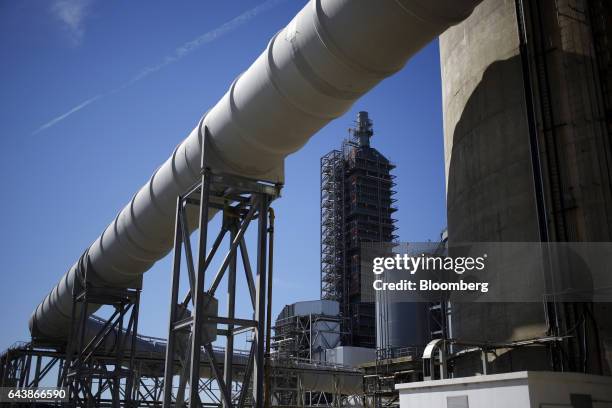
[375,243,430,353]
[376,300,428,352]
[440,0,612,375]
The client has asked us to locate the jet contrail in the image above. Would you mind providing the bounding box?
[33,0,288,135]
[33,94,102,134]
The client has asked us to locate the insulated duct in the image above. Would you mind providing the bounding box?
[30,0,482,340]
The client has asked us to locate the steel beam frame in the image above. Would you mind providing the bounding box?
[61,270,142,408]
[162,126,280,408]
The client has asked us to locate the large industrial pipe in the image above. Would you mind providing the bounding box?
[30,0,482,340]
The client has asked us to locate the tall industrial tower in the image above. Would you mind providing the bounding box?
[320,111,397,348]
[441,0,612,375]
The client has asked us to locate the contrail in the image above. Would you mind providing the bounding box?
[33,0,287,135]
[33,94,102,134]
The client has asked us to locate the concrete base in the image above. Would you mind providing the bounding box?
[396,371,612,408]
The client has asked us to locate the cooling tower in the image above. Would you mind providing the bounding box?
[441,0,612,375]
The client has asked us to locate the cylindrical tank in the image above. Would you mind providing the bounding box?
[30,0,484,341]
[441,0,612,375]
[376,245,429,352]
[376,300,428,352]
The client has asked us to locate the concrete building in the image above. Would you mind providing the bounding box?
[440,0,612,375]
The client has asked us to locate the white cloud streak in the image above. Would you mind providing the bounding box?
[51,0,94,46]
[33,95,102,135]
[34,0,287,135]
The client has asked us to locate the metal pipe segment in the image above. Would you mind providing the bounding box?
[30,0,482,340]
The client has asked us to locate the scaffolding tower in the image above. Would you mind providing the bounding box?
[320,112,398,348]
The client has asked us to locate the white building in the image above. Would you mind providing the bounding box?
[397,371,612,408]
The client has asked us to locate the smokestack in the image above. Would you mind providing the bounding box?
[353,111,374,147]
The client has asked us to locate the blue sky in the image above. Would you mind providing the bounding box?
[0,0,447,351]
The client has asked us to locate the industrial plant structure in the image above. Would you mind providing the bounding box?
[1,0,487,406]
[273,300,343,362]
[2,0,612,406]
[321,111,398,348]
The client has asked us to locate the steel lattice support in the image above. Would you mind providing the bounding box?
[60,271,142,408]
[0,343,65,404]
[1,341,171,407]
[162,126,281,408]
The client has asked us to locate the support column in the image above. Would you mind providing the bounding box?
[253,195,269,408]
[224,220,238,408]
[161,126,280,407]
